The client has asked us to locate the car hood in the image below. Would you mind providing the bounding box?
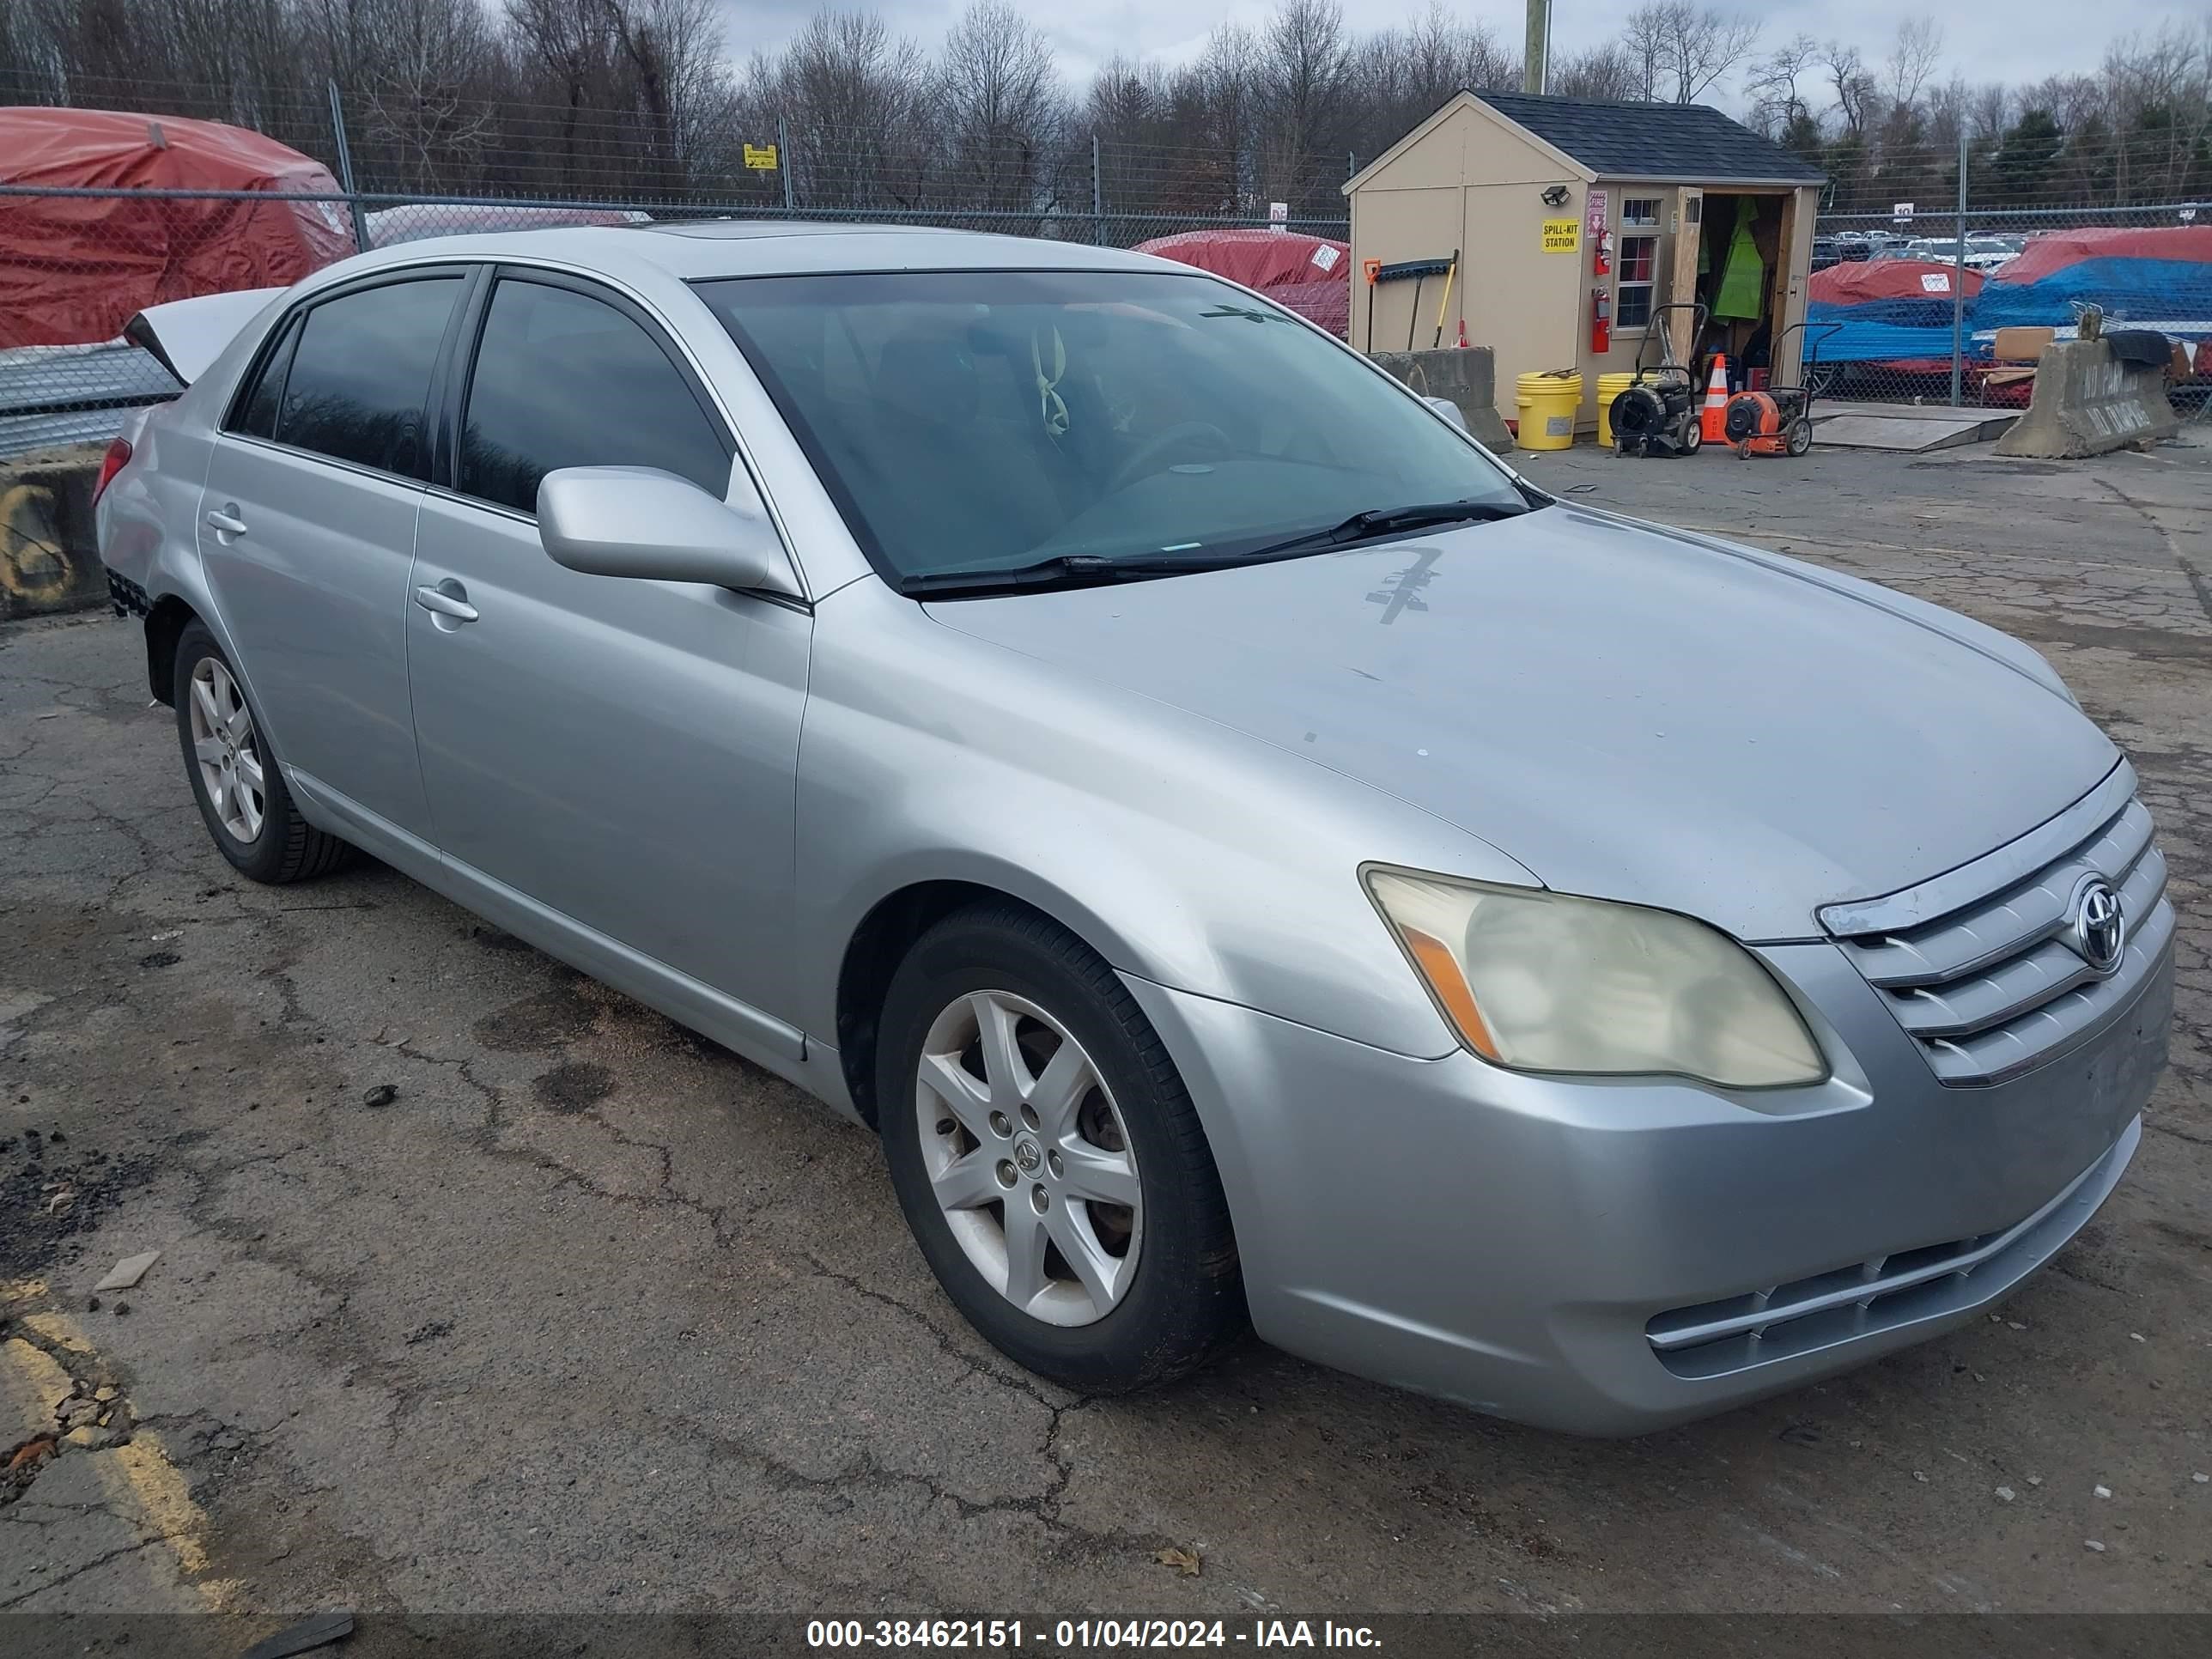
[925,505,2118,940]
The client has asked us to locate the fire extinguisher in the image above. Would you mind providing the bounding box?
[1590,287,1611,355]
[1592,228,1613,277]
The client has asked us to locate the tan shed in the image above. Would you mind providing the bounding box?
[1345,91,1826,437]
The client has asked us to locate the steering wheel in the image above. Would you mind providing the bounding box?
[1106,422,1233,492]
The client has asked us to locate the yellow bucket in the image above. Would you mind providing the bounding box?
[1595,372,1639,447]
[1515,370,1583,450]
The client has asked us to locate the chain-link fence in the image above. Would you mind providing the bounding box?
[1805,133,2212,416]
[0,71,1366,459]
[9,82,2212,460]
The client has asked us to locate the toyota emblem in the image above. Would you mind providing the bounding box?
[2071,877,2126,975]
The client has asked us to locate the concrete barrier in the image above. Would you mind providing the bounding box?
[1992,338,2179,460]
[1,441,107,620]
[1370,347,1516,452]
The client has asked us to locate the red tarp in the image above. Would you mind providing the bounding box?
[1134,228,1351,337]
[1996,225,2212,284]
[0,107,356,348]
[1807,258,1985,305]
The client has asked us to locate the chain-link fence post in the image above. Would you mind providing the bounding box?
[778,114,794,213]
[325,80,371,253]
[1091,132,1103,246]
[1950,123,1968,406]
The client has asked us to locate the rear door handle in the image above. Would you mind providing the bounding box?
[413,582,478,624]
[204,507,248,537]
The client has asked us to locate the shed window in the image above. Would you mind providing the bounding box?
[1621,198,1662,227]
[1617,233,1659,329]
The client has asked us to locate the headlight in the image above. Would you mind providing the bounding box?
[1364,867,1826,1088]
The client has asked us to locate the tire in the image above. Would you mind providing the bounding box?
[173,621,354,884]
[1785,416,1814,458]
[876,902,1246,1392]
[1679,420,1703,455]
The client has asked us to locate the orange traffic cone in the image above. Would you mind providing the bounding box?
[1699,355,1730,444]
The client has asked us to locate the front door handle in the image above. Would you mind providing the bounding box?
[414,581,478,624]
[204,506,248,538]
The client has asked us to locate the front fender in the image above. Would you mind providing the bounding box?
[789,580,1536,1059]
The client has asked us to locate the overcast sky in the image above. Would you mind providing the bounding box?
[714,0,2202,112]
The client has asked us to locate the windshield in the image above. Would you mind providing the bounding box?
[697,270,1527,589]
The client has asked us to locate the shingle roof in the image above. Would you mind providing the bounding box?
[1475,92,1825,185]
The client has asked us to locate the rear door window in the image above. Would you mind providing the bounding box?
[458,276,732,515]
[231,315,301,440]
[272,276,463,480]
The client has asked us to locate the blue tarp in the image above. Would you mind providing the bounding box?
[1975,257,2212,331]
[1798,319,1979,365]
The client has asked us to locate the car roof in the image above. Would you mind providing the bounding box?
[331,220,1174,286]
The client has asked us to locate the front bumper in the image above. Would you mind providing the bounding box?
[1122,935,2171,1437]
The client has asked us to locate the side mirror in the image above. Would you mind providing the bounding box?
[537,465,797,594]
[1424,396,1468,431]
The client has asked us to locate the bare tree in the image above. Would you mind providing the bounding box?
[1886,19,1944,111]
[1552,43,1642,102]
[769,9,932,209]
[1747,33,1820,136]
[1822,40,1876,137]
[1346,2,1512,165]
[1620,6,1668,100]
[1252,0,1350,211]
[1620,3,1760,104]
[934,0,1065,214]
[356,0,498,191]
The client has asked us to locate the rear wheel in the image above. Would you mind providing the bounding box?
[173,623,353,884]
[1786,416,1814,458]
[877,903,1245,1391]
[1680,419,1703,455]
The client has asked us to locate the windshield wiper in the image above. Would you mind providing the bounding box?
[901,551,1249,598]
[901,498,1536,599]
[1234,498,1533,562]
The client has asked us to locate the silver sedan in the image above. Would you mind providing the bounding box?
[95,224,2172,1434]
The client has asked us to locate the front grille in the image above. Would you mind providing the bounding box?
[1820,763,2172,1086]
[1646,1130,2129,1378]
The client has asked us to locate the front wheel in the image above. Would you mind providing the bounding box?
[877,903,1245,1392]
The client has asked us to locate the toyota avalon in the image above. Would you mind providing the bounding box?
[95,223,2172,1434]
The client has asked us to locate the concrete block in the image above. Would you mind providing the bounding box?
[1,441,107,620]
[1992,338,2179,460]
[1370,347,1515,452]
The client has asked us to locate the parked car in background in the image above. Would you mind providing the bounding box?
[95,224,2173,1436]
[1899,236,2018,272]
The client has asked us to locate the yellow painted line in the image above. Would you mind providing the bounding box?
[0,1304,235,1610]
[1,1334,71,1445]
[110,1431,216,1578]
[19,1311,96,1356]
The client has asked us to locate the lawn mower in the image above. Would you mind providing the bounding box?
[1722,321,1843,459]
[1609,301,1710,458]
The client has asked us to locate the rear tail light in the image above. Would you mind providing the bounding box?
[93,437,132,503]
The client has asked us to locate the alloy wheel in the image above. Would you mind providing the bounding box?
[187,657,265,844]
[914,989,1142,1327]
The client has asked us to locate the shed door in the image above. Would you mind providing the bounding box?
[1668,186,1704,364]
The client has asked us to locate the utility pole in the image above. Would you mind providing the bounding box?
[1950,121,1968,407]
[1522,0,1549,94]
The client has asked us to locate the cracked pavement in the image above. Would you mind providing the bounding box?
[2,437,2209,1645]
